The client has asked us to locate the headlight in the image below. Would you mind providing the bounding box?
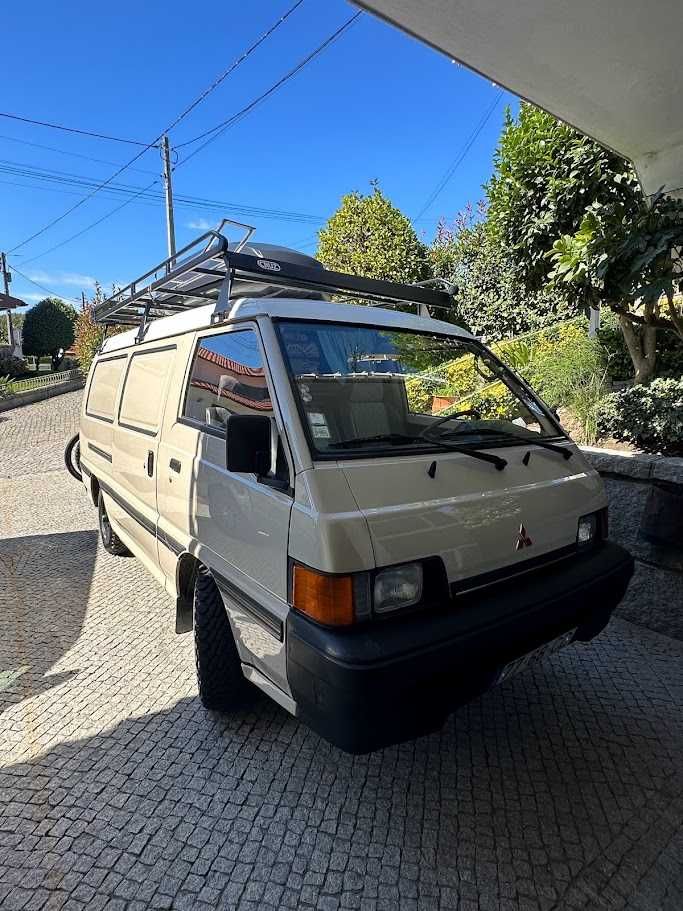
[374,563,423,614]
[577,512,599,547]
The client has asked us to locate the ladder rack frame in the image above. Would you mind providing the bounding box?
[93,229,456,337]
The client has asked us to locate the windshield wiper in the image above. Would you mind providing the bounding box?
[332,433,507,471]
[424,438,507,470]
[438,426,572,460]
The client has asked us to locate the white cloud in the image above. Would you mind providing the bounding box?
[186,218,213,231]
[27,270,97,290]
[21,292,49,302]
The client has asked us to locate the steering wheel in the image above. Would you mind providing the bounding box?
[420,408,482,439]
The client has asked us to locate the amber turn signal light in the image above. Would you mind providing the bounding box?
[292,564,354,626]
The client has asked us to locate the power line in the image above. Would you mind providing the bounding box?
[18,182,159,266]
[15,176,324,267]
[7,140,159,254]
[10,264,81,303]
[0,112,149,147]
[168,0,305,144]
[414,89,504,222]
[0,132,158,175]
[176,11,362,165]
[0,176,156,206]
[7,0,306,256]
[12,9,358,267]
[0,159,323,222]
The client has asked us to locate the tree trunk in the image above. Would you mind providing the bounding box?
[618,313,657,384]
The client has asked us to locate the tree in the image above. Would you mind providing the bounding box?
[317,183,429,286]
[73,283,126,375]
[22,297,77,370]
[430,204,574,338]
[547,190,683,383]
[485,102,669,382]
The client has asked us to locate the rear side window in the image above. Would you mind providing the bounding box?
[183,329,272,431]
[119,347,175,435]
[86,356,126,422]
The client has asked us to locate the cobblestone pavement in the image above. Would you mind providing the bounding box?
[1,391,682,911]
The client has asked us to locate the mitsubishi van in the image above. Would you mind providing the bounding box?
[75,228,634,753]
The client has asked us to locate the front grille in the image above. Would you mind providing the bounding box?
[450,544,578,600]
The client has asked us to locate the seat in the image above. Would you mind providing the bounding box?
[348,381,392,438]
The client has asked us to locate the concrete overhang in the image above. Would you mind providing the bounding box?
[355,1,683,196]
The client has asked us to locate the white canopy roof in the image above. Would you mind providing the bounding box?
[356,0,683,196]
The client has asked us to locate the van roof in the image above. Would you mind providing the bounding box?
[100,297,473,354]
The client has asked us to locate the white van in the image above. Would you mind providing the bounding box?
[76,228,634,753]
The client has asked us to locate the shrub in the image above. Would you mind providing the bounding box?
[467,381,517,420]
[565,372,607,445]
[405,376,432,412]
[0,375,14,400]
[73,305,126,375]
[443,355,478,398]
[400,320,609,436]
[597,378,683,454]
[73,306,103,375]
[0,354,26,377]
[523,322,606,406]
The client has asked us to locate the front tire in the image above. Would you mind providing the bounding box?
[193,565,251,711]
[98,491,131,557]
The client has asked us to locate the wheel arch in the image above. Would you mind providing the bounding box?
[89,473,101,508]
[175,552,200,634]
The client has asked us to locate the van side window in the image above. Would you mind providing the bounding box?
[86,356,126,422]
[119,347,176,436]
[183,329,273,431]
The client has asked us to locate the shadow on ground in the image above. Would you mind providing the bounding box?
[0,529,97,713]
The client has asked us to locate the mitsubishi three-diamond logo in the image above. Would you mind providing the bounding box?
[515,523,533,551]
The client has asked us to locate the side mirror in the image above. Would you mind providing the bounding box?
[226,414,271,474]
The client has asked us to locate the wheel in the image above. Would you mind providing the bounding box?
[193,564,251,711]
[64,433,82,483]
[98,491,131,557]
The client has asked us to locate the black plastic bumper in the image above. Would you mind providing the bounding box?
[286,542,634,753]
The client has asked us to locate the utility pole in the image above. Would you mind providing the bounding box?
[1,252,14,350]
[161,135,176,268]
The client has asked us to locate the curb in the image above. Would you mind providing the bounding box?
[0,379,84,413]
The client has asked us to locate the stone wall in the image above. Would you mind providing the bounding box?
[582,446,683,640]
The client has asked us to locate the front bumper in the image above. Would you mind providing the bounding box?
[286,542,634,753]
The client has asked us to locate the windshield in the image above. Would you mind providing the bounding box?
[276,320,562,457]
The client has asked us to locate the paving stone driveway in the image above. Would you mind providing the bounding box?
[1,391,682,911]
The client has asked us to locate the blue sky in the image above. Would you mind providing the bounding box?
[1,0,517,311]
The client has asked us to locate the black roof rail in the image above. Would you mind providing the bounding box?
[92,225,455,335]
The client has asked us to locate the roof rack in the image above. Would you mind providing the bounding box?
[93,222,455,338]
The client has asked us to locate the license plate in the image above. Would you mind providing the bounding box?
[496,628,577,685]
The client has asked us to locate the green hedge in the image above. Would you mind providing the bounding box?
[0,354,26,378]
[405,320,606,439]
[597,378,683,455]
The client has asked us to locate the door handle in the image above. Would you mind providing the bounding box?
[169,458,181,474]
[146,450,154,477]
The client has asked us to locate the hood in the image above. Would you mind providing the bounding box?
[340,443,606,584]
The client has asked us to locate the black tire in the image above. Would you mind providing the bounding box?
[64,433,82,483]
[98,491,132,557]
[194,565,251,711]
